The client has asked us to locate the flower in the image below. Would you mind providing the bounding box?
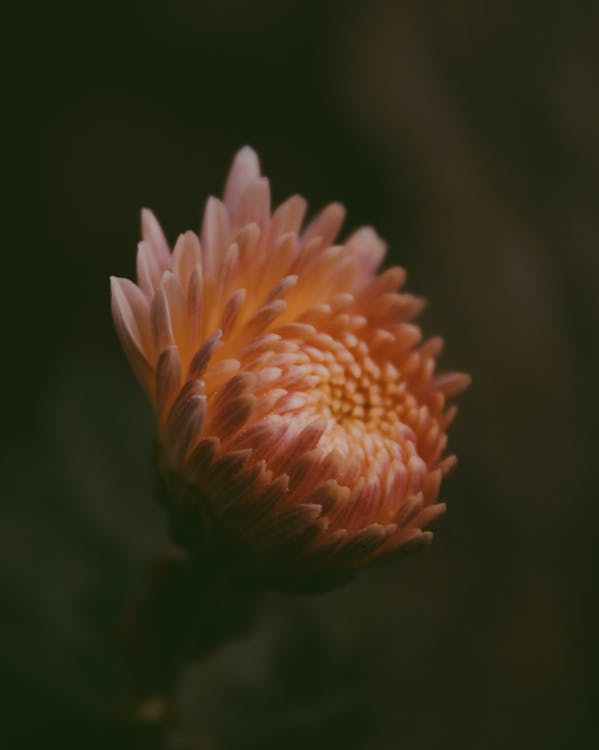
[111,146,469,586]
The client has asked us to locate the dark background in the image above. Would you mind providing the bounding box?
[3,1,598,748]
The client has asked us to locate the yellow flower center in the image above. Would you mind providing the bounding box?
[315,345,402,436]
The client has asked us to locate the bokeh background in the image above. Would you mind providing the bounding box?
[4,1,599,748]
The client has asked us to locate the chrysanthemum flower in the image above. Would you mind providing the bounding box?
[111,147,469,587]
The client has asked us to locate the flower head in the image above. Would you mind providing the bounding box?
[111,147,469,587]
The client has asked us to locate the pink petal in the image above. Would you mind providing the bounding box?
[172,231,202,290]
[185,436,220,485]
[223,146,261,215]
[301,202,345,247]
[150,284,175,355]
[242,299,287,339]
[136,241,162,297]
[161,271,187,353]
[165,381,207,466]
[187,263,204,349]
[208,393,257,439]
[188,329,223,380]
[141,208,171,270]
[268,195,308,240]
[110,277,153,360]
[345,226,386,280]
[334,523,391,565]
[156,345,182,423]
[434,372,472,398]
[201,197,230,277]
[232,177,271,233]
[110,276,154,392]
[221,288,247,337]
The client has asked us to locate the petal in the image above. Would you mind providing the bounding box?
[223,146,261,215]
[187,263,204,349]
[396,493,424,526]
[207,450,253,498]
[410,502,446,530]
[221,288,247,337]
[201,197,230,277]
[434,372,472,398]
[208,394,257,439]
[345,226,386,280]
[110,277,153,360]
[225,473,288,526]
[268,195,307,241]
[161,271,187,353]
[110,276,154,392]
[233,177,270,232]
[203,358,241,394]
[172,231,202,290]
[304,480,350,514]
[247,504,322,551]
[188,329,223,380]
[378,529,434,563]
[241,299,287,339]
[210,371,257,415]
[141,208,171,270]
[185,436,220,485]
[165,381,207,466]
[269,419,327,475]
[156,345,182,423]
[136,240,162,297]
[334,523,392,566]
[151,284,175,354]
[301,202,345,247]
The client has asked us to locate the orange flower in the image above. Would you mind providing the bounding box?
[111,147,469,584]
